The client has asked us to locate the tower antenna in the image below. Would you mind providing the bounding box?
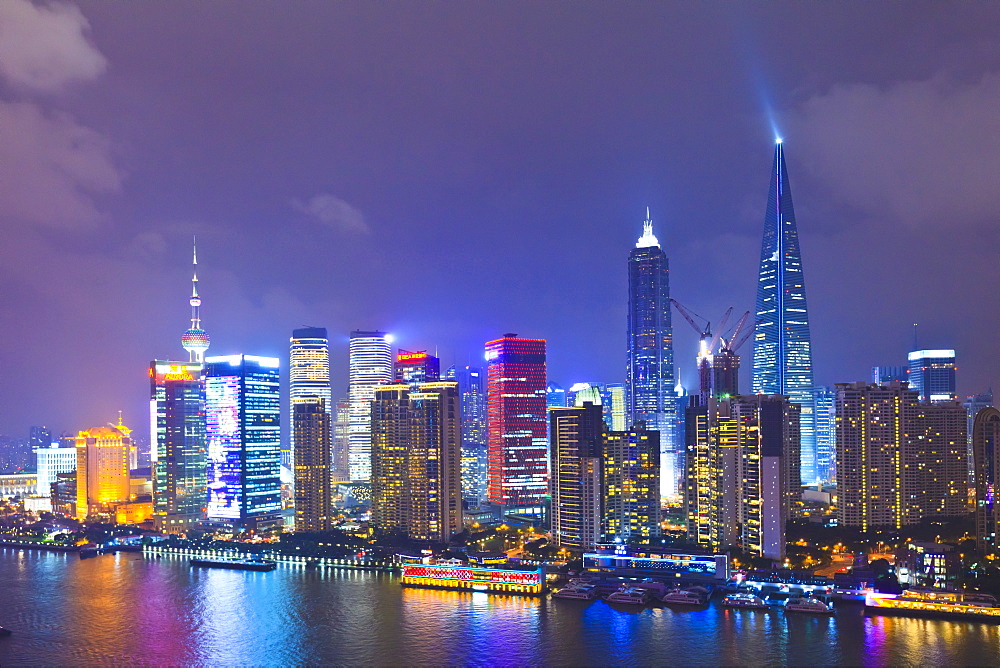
[181,236,211,363]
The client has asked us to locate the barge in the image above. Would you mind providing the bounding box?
[190,557,277,572]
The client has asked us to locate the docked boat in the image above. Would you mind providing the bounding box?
[865,587,1000,621]
[660,589,705,606]
[722,592,769,610]
[552,583,599,600]
[190,557,277,572]
[606,586,652,605]
[784,596,835,614]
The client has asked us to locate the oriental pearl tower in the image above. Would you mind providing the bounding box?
[181,239,211,363]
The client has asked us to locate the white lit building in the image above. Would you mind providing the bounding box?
[348,330,393,481]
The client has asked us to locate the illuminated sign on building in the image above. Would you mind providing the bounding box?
[397,351,429,362]
[583,546,728,580]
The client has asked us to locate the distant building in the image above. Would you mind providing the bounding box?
[348,330,393,481]
[486,335,548,513]
[289,327,332,469]
[75,420,133,521]
[603,423,661,543]
[908,349,957,403]
[550,404,605,550]
[395,350,440,385]
[292,396,333,532]
[450,365,487,506]
[813,386,836,483]
[546,383,567,409]
[871,365,907,386]
[34,443,76,493]
[204,354,282,530]
[607,384,627,432]
[627,209,677,497]
[332,398,351,482]
[964,391,994,488]
[371,382,463,542]
[973,407,1000,555]
[29,426,51,452]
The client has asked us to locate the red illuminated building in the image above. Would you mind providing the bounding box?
[395,349,440,386]
[485,335,548,508]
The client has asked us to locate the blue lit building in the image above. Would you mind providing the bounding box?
[812,386,836,484]
[627,208,677,497]
[908,349,957,403]
[752,140,818,484]
[205,354,282,530]
[448,364,488,506]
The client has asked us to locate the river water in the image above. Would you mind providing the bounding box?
[0,548,998,666]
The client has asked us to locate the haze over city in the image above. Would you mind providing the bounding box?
[1,0,998,439]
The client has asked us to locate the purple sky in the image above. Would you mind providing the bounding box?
[1,1,999,438]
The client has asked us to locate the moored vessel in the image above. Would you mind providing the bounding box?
[552,583,599,600]
[865,587,1000,621]
[190,557,277,571]
[660,589,705,606]
[606,586,652,606]
[784,596,834,614]
[722,592,768,610]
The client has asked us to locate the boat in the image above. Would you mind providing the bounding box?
[552,583,599,600]
[606,586,652,605]
[784,596,835,614]
[660,589,706,605]
[865,587,1000,621]
[722,592,769,610]
[79,546,100,559]
[190,557,277,572]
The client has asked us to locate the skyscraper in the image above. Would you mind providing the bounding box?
[332,398,351,482]
[395,350,440,385]
[753,140,817,484]
[908,349,957,403]
[292,395,332,532]
[450,364,488,506]
[973,407,1000,555]
[627,208,677,497]
[204,354,282,530]
[348,330,393,481]
[289,327,332,469]
[603,422,661,543]
[550,403,605,550]
[75,419,133,521]
[872,365,907,386]
[964,391,994,489]
[486,335,548,511]
[812,386,836,484]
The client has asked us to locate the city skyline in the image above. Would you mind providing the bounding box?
[1,2,999,440]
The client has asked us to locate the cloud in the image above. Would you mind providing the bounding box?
[0,0,107,93]
[292,193,370,233]
[0,101,121,227]
[785,70,1000,227]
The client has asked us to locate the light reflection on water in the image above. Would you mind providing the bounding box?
[1,549,999,666]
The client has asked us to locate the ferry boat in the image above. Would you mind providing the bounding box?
[551,583,599,600]
[722,592,769,610]
[784,596,835,614]
[660,589,706,606]
[401,562,544,595]
[605,586,652,606]
[190,557,277,572]
[865,587,1000,621]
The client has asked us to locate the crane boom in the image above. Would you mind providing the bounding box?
[670,298,710,338]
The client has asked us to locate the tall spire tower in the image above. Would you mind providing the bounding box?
[752,139,817,483]
[181,238,211,363]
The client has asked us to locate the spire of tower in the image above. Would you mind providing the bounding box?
[181,237,211,363]
[636,206,660,248]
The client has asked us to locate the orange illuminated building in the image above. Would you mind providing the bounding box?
[75,418,134,520]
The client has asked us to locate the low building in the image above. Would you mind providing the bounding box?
[896,540,960,589]
[582,543,729,582]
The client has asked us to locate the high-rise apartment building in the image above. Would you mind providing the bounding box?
[752,140,817,484]
[835,381,967,530]
[289,327,332,469]
[35,443,76,495]
[550,404,605,550]
[371,382,463,542]
[973,407,1000,555]
[627,208,677,497]
[204,354,282,530]
[603,423,660,543]
[395,350,440,385]
[292,396,332,532]
[486,335,548,511]
[449,365,488,506]
[908,349,957,403]
[348,330,393,481]
[75,420,133,520]
[332,398,351,482]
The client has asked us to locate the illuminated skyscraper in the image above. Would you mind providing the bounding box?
[812,386,836,483]
[964,391,994,487]
[205,354,282,530]
[550,403,605,550]
[293,395,332,532]
[607,384,627,432]
[872,365,907,385]
[908,349,957,403]
[626,208,677,497]
[486,335,548,511]
[603,422,660,543]
[289,327,332,468]
[450,364,488,506]
[75,419,133,520]
[395,350,440,385]
[332,398,351,482]
[371,382,463,542]
[973,407,1000,555]
[348,330,393,481]
[753,140,817,484]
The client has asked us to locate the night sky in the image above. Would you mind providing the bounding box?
[2,1,998,439]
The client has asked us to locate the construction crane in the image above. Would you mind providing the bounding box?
[719,310,753,354]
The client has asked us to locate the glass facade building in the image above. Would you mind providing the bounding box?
[449,364,488,506]
[752,141,818,483]
[908,349,957,403]
[974,407,1000,555]
[292,395,332,532]
[348,330,393,481]
[627,209,677,497]
[289,327,332,469]
[205,355,282,529]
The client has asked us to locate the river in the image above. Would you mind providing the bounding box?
[0,548,998,665]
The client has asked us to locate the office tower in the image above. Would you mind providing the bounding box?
[607,384,627,432]
[486,335,548,511]
[872,365,907,386]
[550,403,605,550]
[571,383,602,407]
[835,381,967,530]
[371,382,463,542]
[451,365,488,506]
[684,395,799,560]
[752,140,817,484]
[973,407,1000,554]
[150,361,206,531]
[35,443,76,495]
[627,208,677,497]
[75,419,133,520]
[603,423,660,542]
[332,398,351,482]
[348,330,393,481]
[289,327,332,469]
[908,349,957,403]
[546,383,567,409]
[395,350,440,385]
[29,426,51,452]
[292,396,332,532]
[964,391,994,488]
[204,354,282,530]
[812,386,836,483]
